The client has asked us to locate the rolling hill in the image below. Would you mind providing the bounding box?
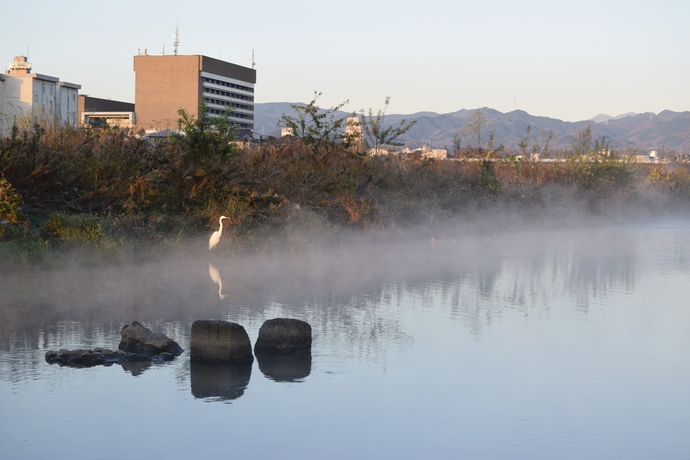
[254,103,690,154]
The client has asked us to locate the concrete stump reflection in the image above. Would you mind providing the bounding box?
[256,349,311,382]
[190,361,252,401]
[190,320,254,363]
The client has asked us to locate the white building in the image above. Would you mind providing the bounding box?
[0,56,80,135]
[421,146,448,160]
[400,144,448,159]
[635,150,662,164]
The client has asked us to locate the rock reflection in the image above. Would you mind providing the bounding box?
[255,350,311,382]
[190,361,252,401]
[121,360,153,376]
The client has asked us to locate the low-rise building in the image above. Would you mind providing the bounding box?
[0,56,80,135]
[635,150,662,163]
[78,95,135,128]
[400,145,448,159]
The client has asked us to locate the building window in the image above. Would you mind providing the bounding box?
[203,77,254,93]
[202,87,253,102]
[34,93,38,102]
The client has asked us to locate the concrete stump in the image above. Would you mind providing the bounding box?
[190,320,254,363]
[254,318,312,354]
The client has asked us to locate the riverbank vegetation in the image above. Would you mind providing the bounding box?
[2,101,690,269]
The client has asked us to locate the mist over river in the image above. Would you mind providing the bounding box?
[1,221,690,459]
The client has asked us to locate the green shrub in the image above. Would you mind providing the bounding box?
[647,165,690,198]
[566,152,636,192]
[0,239,51,269]
[43,213,105,242]
[43,211,117,247]
[478,155,500,193]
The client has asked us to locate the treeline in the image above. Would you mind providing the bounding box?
[2,101,690,268]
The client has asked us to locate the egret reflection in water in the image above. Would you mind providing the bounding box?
[208,263,226,299]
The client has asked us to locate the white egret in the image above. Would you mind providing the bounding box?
[209,216,230,250]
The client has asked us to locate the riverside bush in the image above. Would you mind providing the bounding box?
[2,119,690,266]
[566,152,637,193]
[0,176,25,236]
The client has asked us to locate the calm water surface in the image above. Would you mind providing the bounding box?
[1,222,689,459]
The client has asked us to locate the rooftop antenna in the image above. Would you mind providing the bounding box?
[173,24,179,56]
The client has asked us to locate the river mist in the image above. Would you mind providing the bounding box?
[2,219,690,459]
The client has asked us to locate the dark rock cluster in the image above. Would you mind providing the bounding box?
[119,321,184,356]
[45,321,183,369]
[45,348,175,368]
[45,318,313,387]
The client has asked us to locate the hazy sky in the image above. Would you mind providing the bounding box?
[2,0,687,121]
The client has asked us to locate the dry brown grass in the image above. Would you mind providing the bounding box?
[2,123,690,263]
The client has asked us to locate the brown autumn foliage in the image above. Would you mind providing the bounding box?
[2,121,690,267]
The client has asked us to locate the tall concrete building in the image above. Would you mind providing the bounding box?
[0,56,80,136]
[133,54,256,133]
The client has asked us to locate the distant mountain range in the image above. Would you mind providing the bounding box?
[254,102,690,154]
[589,112,638,124]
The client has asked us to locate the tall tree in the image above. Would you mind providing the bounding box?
[278,91,350,153]
[174,101,238,165]
[465,108,487,155]
[358,97,416,154]
[463,108,503,157]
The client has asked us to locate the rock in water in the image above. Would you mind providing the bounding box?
[190,320,254,363]
[119,321,184,356]
[254,318,312,354]
[44,348,175,368]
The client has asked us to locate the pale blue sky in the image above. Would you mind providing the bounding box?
[2,0,687,121]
